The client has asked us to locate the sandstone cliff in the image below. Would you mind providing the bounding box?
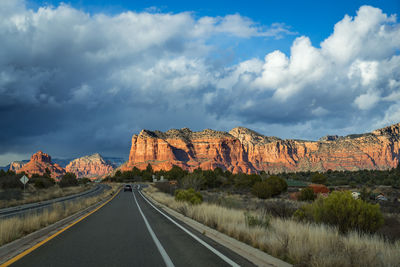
[122,123,400,174]
[16,151,66,178]
[66,153,115,178]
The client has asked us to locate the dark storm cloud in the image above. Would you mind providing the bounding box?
[0,1,399,164]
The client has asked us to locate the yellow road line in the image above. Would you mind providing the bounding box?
[1,188,121,267]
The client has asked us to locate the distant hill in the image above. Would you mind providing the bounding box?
[65,153,117,178]
[2,155,126,175]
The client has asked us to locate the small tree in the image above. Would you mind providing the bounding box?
[146,164,153,174]
[166,165,187,181]
[252,176,287,199]
[59,173,78,187]
[266,176,288,196]
[181,173,205,190]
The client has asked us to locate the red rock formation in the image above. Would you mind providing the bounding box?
[9,161,26,172]
[66,153,115,179]
[16,151,66,179]
[122,123,400,174]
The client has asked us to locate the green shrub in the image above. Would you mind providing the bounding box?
[294,191,384,233]
[174,188,203,205]
[59,173,78,187]
[298,187,315,201]
[311,173,327,184]
[234,173,261,189]
[252,181,271,199]
[181,173,206,190]
[252,176,287,199]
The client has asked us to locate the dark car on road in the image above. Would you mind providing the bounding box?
[124,184,132,192]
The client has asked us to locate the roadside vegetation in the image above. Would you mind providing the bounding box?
[0,184,120,246]
[0,170,92,208]
[144,185,400,267]
[103,163,400,266]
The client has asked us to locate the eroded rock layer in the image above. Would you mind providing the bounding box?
[16,151,66,178]
[122,123,400,174]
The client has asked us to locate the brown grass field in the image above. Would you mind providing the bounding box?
[144,185,400,267]
[0,185,92,209]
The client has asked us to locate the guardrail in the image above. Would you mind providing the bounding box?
[0,184,110,219]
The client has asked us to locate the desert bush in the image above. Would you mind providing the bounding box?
[252,176,287,199]
[29,176,55,189]
[174,188,203,205]
[59,173,78,187]
[252,181,270,199]
[294,191,384,233]
[298,187,315,201]
[261,199,300,218]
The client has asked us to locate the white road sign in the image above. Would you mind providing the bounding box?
[20,175,29,185]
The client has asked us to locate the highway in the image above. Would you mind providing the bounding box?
[9,187,256,267]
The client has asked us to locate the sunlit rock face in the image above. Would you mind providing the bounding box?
[9,161,27,172]
[16,151,66,179]
[122,123,400,174]
[66,153,115,179]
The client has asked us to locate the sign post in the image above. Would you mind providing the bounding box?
[20,175,29,193]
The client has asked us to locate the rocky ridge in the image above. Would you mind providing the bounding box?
[8,160,29,172]
[122,123,400,174]
[65,153,115,178]
[16,151,66,178]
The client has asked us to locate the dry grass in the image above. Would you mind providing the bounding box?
[0,184,120,246]
[0,185,92,209]
[144,185,400,267]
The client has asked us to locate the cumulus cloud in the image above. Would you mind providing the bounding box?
[210,5,400,133]
[0,1,399,164]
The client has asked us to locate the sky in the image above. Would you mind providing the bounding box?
[0,0,399,165]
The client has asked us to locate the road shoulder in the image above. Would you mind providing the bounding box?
[141,190,292,267]
[0,189,119,266]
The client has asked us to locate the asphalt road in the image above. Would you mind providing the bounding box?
[10,187,256,267]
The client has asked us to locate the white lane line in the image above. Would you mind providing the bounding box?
[132,190,175,267]
[138,189,240,267]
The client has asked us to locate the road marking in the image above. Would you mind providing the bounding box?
[131,190,175,267]
[138,189,240,267]
[1,188,121,267]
